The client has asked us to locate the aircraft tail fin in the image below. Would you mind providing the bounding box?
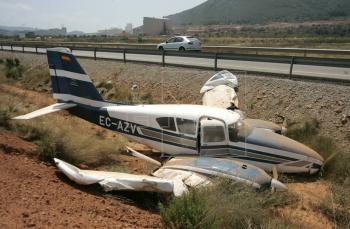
[47,48,104,104]
[13,103,76,120]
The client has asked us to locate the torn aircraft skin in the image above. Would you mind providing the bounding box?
[13,48,323,178]
[200,70,287,134]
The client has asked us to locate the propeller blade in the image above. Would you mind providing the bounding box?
[272,166,278,180]
[281,118,288,135]
[321,151,339,171]
[271,179,288,191]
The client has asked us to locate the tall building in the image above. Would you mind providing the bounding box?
[142,17,173,36]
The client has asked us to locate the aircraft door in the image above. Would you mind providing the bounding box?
[200,119,230,156]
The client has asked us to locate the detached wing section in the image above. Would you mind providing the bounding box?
[202,85,238,109]
[54,158,174,194]
[201,70,239,109]
[13,103,76,120]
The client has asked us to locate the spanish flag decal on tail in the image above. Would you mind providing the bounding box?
[61,55,71,62]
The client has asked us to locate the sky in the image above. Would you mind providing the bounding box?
[0,0,206,33]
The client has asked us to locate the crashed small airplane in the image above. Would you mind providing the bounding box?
[14,48,323,195]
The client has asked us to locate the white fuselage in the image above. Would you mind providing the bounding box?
[91,103,323,174]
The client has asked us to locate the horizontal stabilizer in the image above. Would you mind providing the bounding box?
[12,103,76,120]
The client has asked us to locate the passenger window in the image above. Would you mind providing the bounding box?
[175,37,183,42]
[203,126,225,143]
[167,38,176,43]
[156,117,176,131]
[176,118,197,135]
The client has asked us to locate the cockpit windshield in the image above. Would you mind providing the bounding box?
[228,119,253,142]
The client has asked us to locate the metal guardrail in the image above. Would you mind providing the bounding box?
[1,42,350,80]
[1,41,350,57]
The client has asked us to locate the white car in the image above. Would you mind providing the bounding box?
[157,36,201,51]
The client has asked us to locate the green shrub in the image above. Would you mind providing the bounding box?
[4,58,24,79]
[0,59,3,64]
[160,180,297,229]
[35,136,60,161]
[159,188,217,229]
[286,118,319,143]
[324,152,350,183]
[286,118,338,166]
[0,109,11,128]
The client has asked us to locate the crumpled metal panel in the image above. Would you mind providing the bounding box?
[162,157,272,188]
[54,158,174,194]
[202,85,239,109]
[153,168,211,196]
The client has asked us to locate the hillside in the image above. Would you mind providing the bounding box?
[167,0,350,25]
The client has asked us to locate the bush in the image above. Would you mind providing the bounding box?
[0,109,11,128]
[286,118,339,170]
[318,183,350,227]
[4,58,24,79]
[22,65,50,91]
[159,189,216,229]
[159,180,297,229]
[286,118,319,142]
[0,105,17,129]
[35,136,60,161]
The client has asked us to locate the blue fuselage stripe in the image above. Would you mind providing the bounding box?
[50,75,103,101]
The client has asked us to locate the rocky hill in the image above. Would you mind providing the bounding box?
[168,0,350,25]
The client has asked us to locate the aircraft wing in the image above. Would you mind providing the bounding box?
[54,158,174,194]
[13,103,76,120]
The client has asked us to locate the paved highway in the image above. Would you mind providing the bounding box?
[2,46,349,81]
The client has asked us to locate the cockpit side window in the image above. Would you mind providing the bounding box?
[156,117,176,131]
[228,124,239,142]
[176,118,197,135]
[203,126,225,143]
[228,121,253,142]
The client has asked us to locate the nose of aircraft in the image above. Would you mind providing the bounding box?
[245,129,324,169]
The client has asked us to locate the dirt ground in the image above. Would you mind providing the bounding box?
[1,51,349,228]
[0,130,162,229]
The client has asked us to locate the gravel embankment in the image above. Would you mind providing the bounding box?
[1,51,349,153]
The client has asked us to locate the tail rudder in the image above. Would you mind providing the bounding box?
[47,48,103,103]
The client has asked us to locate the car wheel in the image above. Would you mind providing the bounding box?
[158,46,164,51]
[179,47,185,52]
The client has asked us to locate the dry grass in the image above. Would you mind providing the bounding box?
[0,90,127,168]
[21,65,50,92]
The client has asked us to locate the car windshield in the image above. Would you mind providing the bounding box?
[228,119,253,142]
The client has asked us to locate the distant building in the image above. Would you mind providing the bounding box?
[133,25,143,35]
[97,27,123,36]
[18,33,26,38]
[67,31,85,37]
[142,17,173,36]
[34,27,67,36]
[125,23,133,34]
